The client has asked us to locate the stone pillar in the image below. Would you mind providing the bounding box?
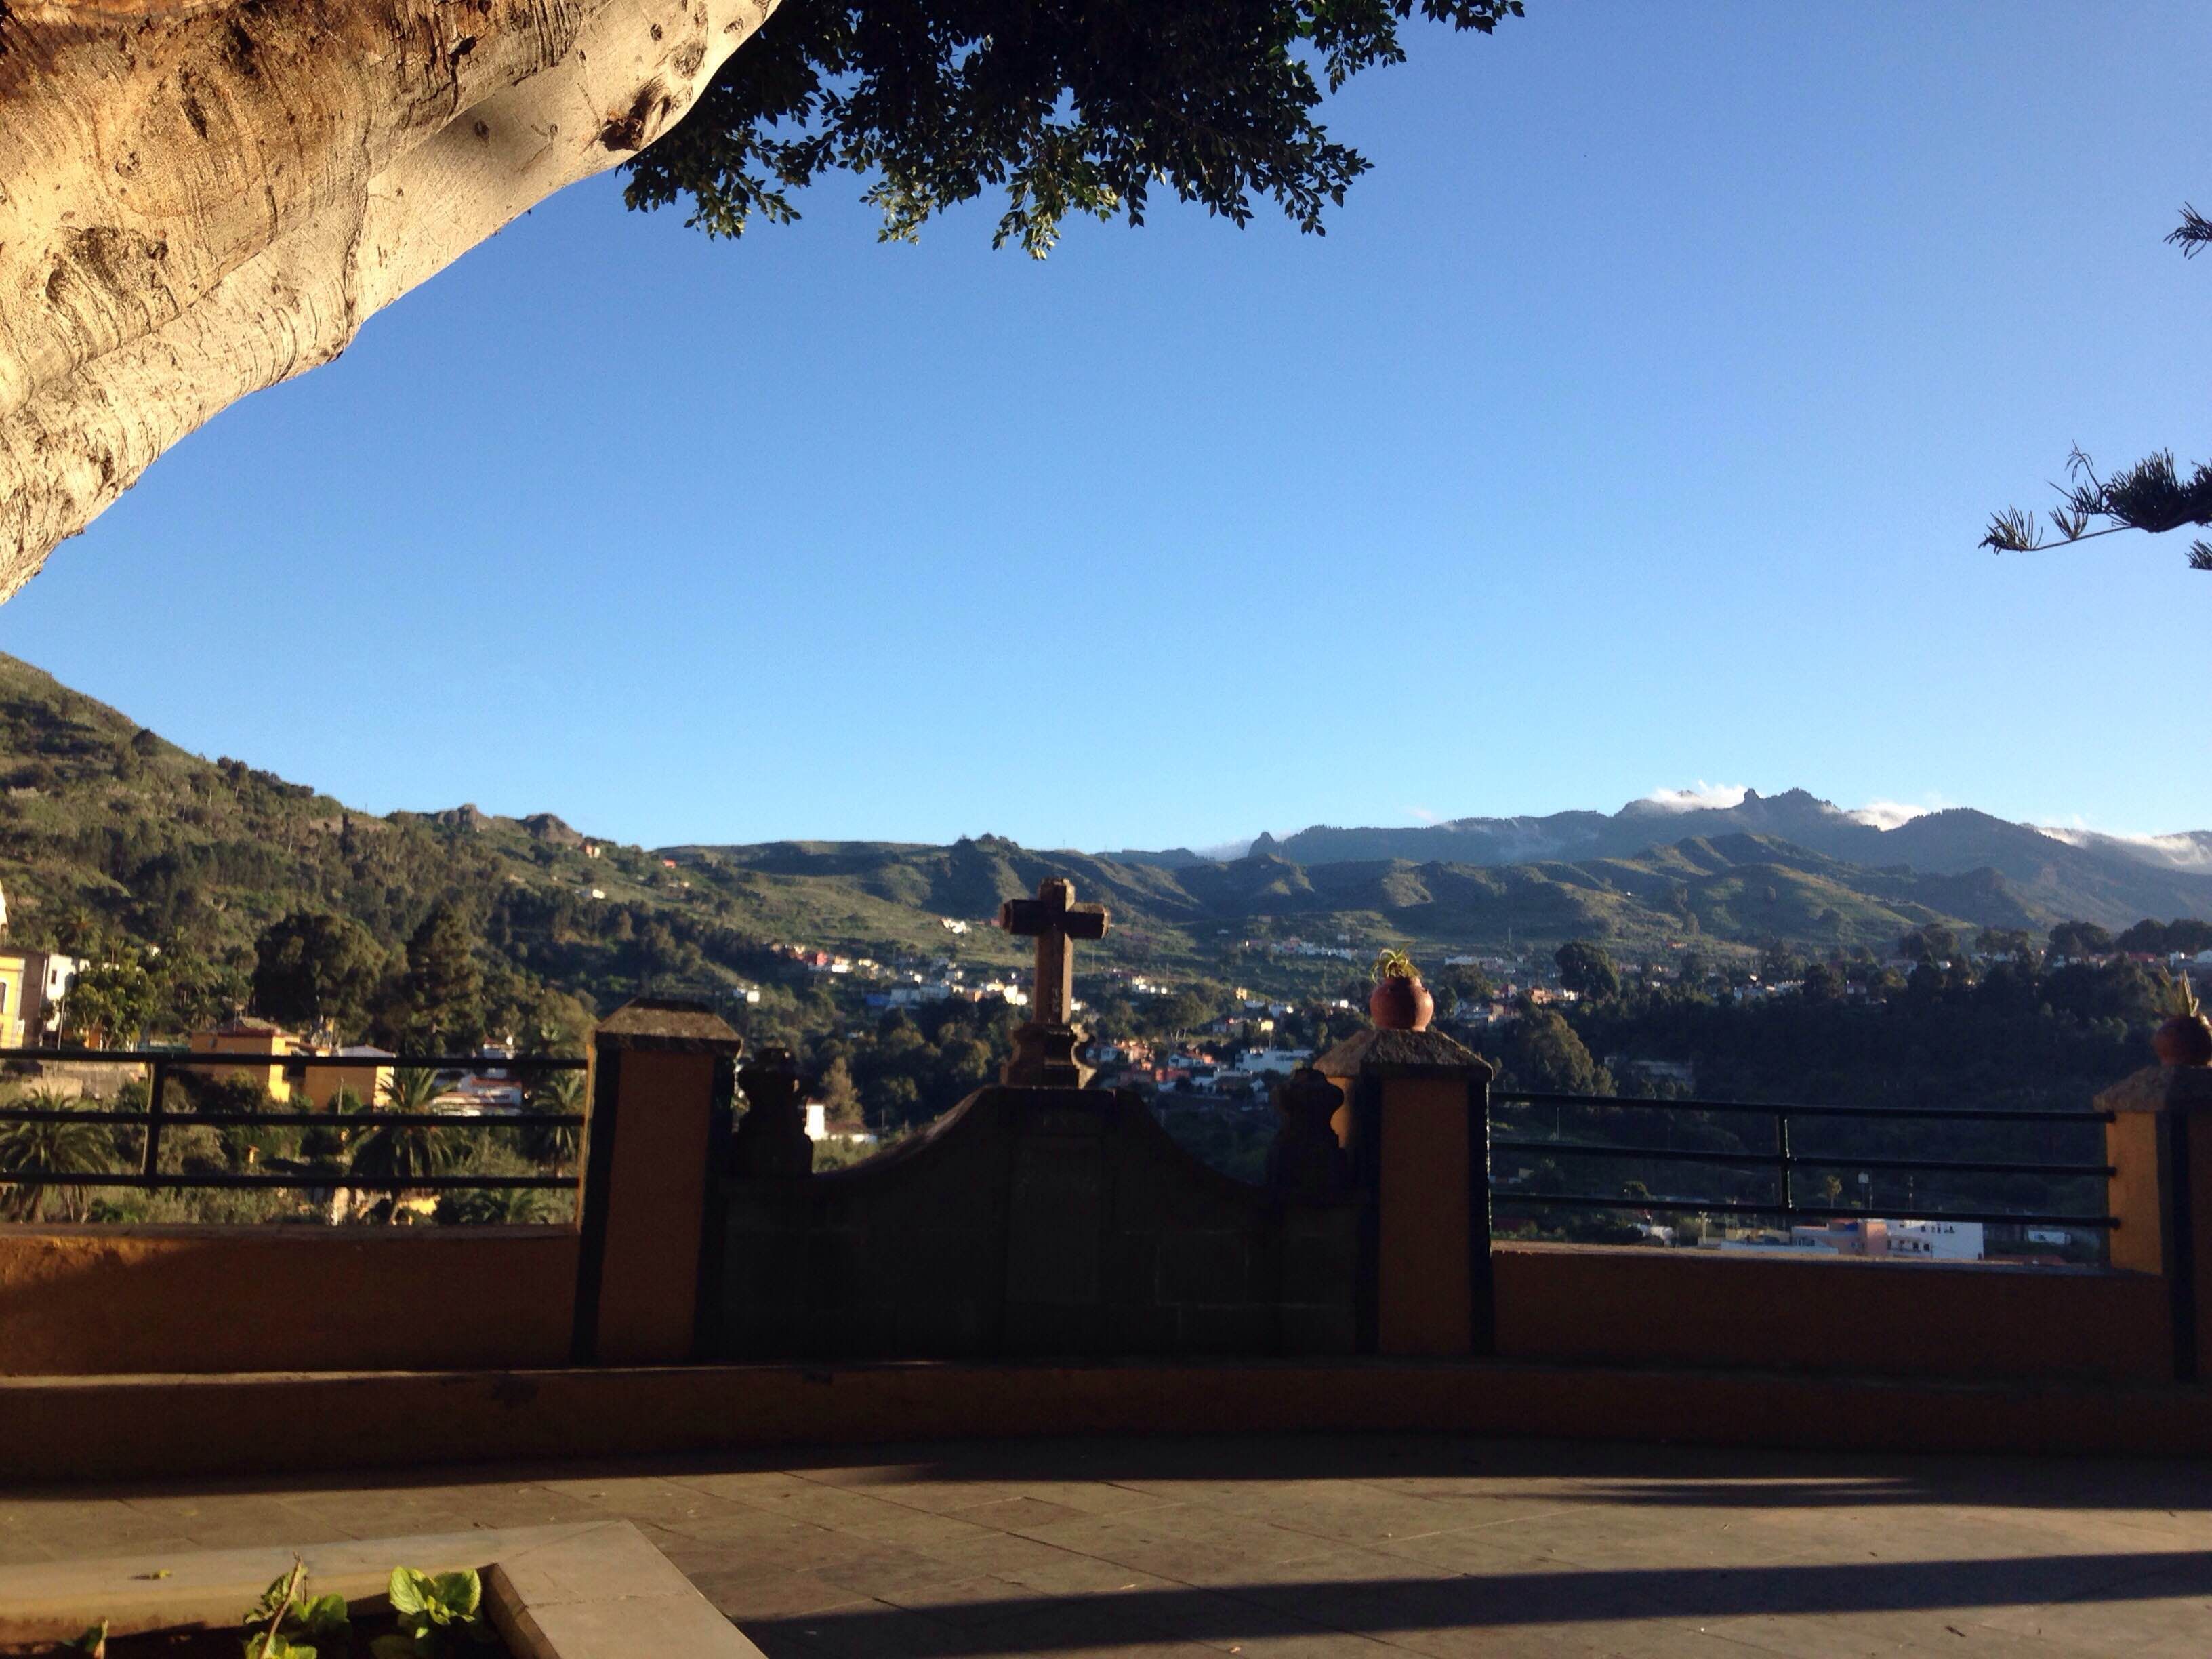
[572,998,743,1366]
[1315,1027,1496,1358]
[2098,1064,2212,1382]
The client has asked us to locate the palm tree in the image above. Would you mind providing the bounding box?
[521,1070,584,1174]
[348,1067,461,1222]
[438,1185,562,1226]
[0,1089,117,1221]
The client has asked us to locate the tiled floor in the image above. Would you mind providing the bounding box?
[5,1435,2209,1656]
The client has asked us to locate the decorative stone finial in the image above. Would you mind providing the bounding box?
[1267,1067,1351,1200]
[733,1044,813,1178]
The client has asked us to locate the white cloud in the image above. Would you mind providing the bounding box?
[1848,800,1935,832]
[1196,837,1256,860]
[1407,806,1444,825]
[2038,823,2212,871]
[1637,781,1750,813]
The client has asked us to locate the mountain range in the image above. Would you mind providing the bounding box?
[0,651,2203,1015]
[1099,790,2212,935]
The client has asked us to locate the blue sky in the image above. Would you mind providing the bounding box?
[4,1,2208,853]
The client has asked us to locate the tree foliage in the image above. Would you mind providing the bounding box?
[1554,939,1619,999]
[2114,916,2212,957]
[1497,1004,1613,1094]
[348,1067,464,1220]
[0,1090,114,1221]
[520,1069,585,1173]
[2047,920,2114,959]
[251,910,388,1033]
[1896,926,1960,965]
[386,903,485,1051]
[624,0,1524,257]
[1981,204,2212,571]
[60,956,158,1047]
[809,1000,1015,1132]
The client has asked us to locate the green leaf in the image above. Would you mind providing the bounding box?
[249,1571,295,1624]
[294,1591,350,1639]
[431,1570,481,1619]
[388,1566,435,1617]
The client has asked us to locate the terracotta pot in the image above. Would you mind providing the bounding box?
[2153,1014,2212,1067]
[1369,975,1434,1032]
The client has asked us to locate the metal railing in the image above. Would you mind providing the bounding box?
[1488,1089,2117,1233]
[0,1048,586,1198]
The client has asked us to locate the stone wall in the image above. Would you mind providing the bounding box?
[714,1086,1360,1360]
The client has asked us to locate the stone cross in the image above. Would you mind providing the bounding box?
[1000,878,1108,1027]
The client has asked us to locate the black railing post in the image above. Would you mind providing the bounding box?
[1776,1110,1793,1221]
[139,1056,166,1180]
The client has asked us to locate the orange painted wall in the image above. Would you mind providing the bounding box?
[1492,1242,2171,1382]
[1376,1078,1472,1355]
[2106,1111,2164,1275]
[0,1226,577,1376]
[594,1049,715,1364]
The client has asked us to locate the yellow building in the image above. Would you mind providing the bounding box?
[0,957,26,1050]
[187,1019,299,1098]
[306,1046,396,1111]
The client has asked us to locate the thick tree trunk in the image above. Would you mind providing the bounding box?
[0,0,773,598]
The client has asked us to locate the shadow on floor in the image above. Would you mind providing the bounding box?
[22,1431,2206,1515]
[733,1549,2212,1653]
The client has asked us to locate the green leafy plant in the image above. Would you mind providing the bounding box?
[348,1069,464,1223]
[241,1559,349,1659]
[521,1068,584,1172]
[371,1565,493,1657]
[72,1620,106,1658]
[0,1089,117,1222]
[1370,949,1419,985]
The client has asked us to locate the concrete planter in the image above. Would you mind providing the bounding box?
[0,1522,760,1658]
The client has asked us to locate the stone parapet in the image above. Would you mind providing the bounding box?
[2096,1063,2212,1382]
[1317,1027,1494,1359]
[574,998,743,1366]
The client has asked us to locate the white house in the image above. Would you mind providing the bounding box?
[1881,1218,1985,1261]
[1237,1048,1314,1079]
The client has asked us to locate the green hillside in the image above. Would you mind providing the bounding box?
[0,652,2149,1044]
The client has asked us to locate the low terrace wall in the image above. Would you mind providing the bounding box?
[0,1225,577,1375]
[1492,1241,2171,1382]
[2,1000,2207,1456]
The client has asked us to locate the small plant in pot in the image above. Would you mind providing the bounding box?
[1368,949,1434,1032]
[2154,971,2212,1067]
